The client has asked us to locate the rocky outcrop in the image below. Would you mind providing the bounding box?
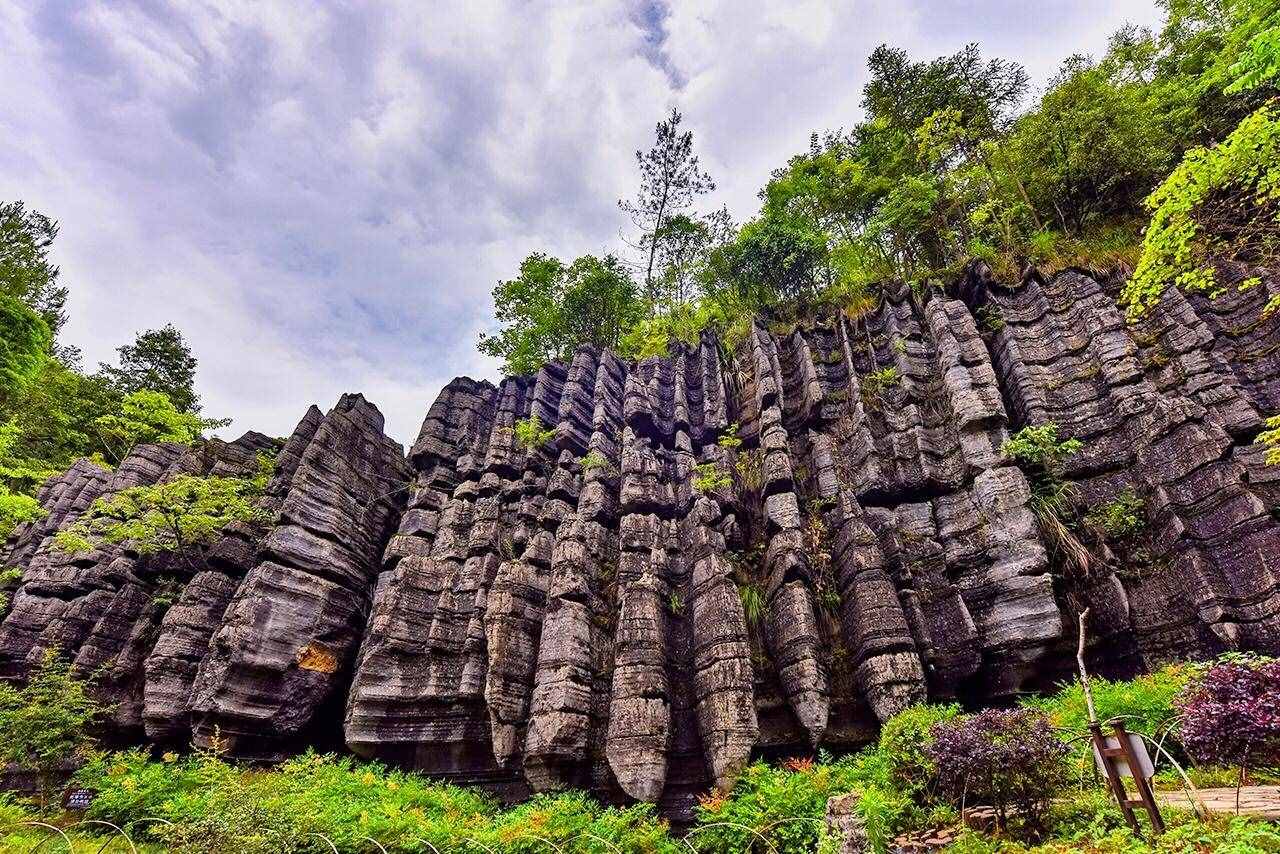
[1,267,1277,817]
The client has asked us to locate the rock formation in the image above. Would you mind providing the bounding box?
[1,267,1277,818]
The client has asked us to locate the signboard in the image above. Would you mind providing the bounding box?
[63,787,94,811]
[1092,731,1155,780]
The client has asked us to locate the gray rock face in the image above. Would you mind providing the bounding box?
[1,267,1277,819]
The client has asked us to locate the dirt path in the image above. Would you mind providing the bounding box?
[1157,785,1280,819]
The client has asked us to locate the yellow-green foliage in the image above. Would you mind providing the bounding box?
[695,754,911,854]
[692,461,732,494]
[1083,489,1146,539]
[1023,662,1194,745]
[1263,414,1280,465]
[616,298,728,360]
[70,749,679,854]
[54,469,268,557]
[860,366,901,403]
[877,703,962,796]
[0,650,107,810]
[513,414,557,450]
[1126,104,1280,317]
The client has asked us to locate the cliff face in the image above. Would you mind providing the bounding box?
[1,267,1278,817]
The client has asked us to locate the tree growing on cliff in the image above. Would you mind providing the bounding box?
[480,253,644,375]
[98,324,202,415]
[620,107,717,304]
[54,456,271,559]
[0,201,67,336]
[94,390,228,464]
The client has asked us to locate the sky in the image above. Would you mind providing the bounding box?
[0,0,1164,447]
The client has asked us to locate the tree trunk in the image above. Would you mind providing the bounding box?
[645,182,671,309]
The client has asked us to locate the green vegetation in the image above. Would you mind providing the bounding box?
[860,366,901,405]
[692,460,732,494]
[2,658,1279,853]
[479,253,645,376]
[1263,414,1280,465]
[0,199,225,546]
[737,580,765,627]
[0,650,107,810]
[53,459,272,559]
[513,414,557,451]
[580,450,615,475]
[1024,662,1193,747]
[479,0,1279,364]
[1084,489,1147,539]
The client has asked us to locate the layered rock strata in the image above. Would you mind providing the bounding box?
[0,268,1277,817]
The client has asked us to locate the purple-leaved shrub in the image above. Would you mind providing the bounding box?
[1178,659,1280,773]
[925,708,1068,834]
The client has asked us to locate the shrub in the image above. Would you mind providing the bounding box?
[1024,662,1192,745]
[694,756,910,854]
[0,649,108,811]
[1178,658,1280,774]
[580,450,615,474]
[1083,489,1146,539]
[514,415,557,450]
[692,461,732,493]
[878,703,961,798]
[53,471,269,559]
[1125,104,1280,318]
[74,748,682,854]
[860,366,901,405]
[926,708,1069,833]
[1002,423,1082,475]
[1263,414,1280,466]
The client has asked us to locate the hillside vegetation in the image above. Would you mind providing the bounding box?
[480,0,1278,373]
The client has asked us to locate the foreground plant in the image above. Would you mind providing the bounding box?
[1177,657,1280,807]
[927,708,1069,835]
[0,649,107,811]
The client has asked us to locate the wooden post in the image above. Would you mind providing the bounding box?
[1078,609,1165,836]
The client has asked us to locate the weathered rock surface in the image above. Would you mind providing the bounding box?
[1,267,1277,818]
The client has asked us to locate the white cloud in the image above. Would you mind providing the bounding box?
[0,0,1161,445]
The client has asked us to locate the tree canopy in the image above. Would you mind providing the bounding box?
[479,253,644,375]
[0,200,224,524]
[482,0,1278,371]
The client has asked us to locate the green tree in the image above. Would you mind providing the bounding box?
[479,253,644,375]
[0,649,107,811]
[0,293,51,405]
[0,419,52,540]
[98,324,201,414]
[54,464,270,560]
[0,201,67,335]
[1124,10,1280,319]
[620,107,716,303]
[1,358,120,474]
[993,56,1172,236]
[95,389,227,463]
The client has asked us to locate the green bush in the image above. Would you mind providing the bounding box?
[0,649,108,811]
[694,755,910,854]
[513,415,557,450]
[1083,489,1146,539]
[877,703,961,797]
[1024,663,1191,741]
[75,748,678,853]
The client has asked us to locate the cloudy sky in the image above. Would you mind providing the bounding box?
[0,0,1162,446]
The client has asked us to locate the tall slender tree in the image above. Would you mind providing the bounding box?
[97,324,201,414]
[0,201,67,336]
[619,107,716,306]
